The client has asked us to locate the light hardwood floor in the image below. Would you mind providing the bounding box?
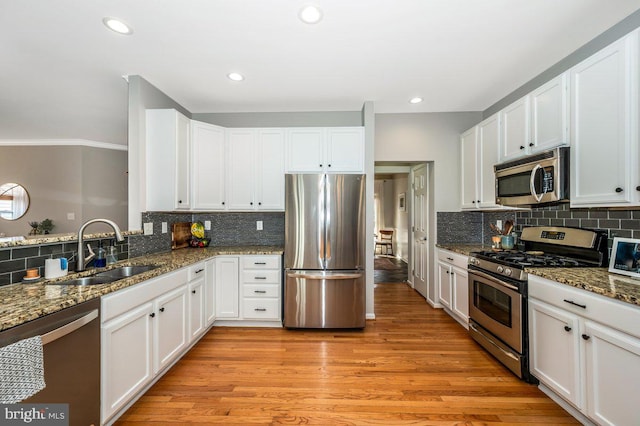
[116,282,578,425]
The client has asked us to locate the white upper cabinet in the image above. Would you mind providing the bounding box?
[227,128,285,211]
[461,114,501,210]
[146,109,191,211]
[191,120,226,210]
[500,96,531,162]
[286,127,364,173]
[498,72,569,163]
[325,127,365,172]
[256,129,285,210]
[530,73,569,153]
[227,129,257,210]
[570,30,639,207]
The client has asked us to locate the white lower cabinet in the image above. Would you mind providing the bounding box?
[528,274,640,426]
[215,256,240,318]
[187,263,206,340]
[241,255,282,321]
[101,269,189,423]
[205,259,216,325]
[215,254,283,324]
[436,249,469,327]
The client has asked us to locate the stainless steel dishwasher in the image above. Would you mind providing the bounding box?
[0,298,100,426]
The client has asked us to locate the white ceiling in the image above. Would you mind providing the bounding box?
[1,0,639,145]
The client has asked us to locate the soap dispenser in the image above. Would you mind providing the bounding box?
[106,240,118,265]
[94,241,107,268]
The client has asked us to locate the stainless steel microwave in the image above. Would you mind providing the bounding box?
[495,147,569,206]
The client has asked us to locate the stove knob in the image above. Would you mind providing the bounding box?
[504,268,513,276]
[496,266,504,273]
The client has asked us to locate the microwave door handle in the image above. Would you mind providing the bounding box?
[529,164,545,202]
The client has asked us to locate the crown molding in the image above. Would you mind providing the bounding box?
[0,139,128,151]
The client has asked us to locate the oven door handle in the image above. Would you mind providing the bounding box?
[530,164,545,202]
[468,269,519,291]
[469,322,519,362]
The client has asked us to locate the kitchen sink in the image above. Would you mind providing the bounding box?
[53,276,118,286]
[94,265,159,279]
[51,265,160,285]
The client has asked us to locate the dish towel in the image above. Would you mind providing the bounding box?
[0,336,46,403]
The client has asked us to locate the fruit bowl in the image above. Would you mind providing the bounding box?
[189,237,210,248]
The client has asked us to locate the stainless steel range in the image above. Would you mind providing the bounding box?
[467,226,608,382]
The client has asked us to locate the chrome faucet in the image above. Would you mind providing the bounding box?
[75,218,124,272]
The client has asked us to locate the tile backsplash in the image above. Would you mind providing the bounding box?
[438,203,640,252]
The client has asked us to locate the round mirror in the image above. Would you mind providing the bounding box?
[0,183,30,220]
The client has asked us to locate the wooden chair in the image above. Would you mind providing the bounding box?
[375,230,394,255]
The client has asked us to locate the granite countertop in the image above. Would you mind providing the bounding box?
[435,243,488,256]
[0,245,283,332]
[0,230,143,249]
[526,267,640,307]
[436,243,640,308]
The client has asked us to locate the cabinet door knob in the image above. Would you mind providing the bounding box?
[328,164,331,167]
[519,145,525,150]
[615,187,623,193]
[250,202,253,205]
[258,202,262,206]
[582,334,590,341]
[472,200,476,204]
[477,200,480,203]
[150,312,156,318]
[636,186,640,191]
[192,289,196,294]
[222,201,225,205]
[319,164,323,167]
[564,325,571,332]
[159,307,165,312]
[529,143,534,147]
[178,200,182,204]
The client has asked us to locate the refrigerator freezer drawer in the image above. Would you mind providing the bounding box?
[284,270,365,329]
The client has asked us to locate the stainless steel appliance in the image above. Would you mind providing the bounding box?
[284,174,365,328]
[495,147,569,206]
[0,298,100,425]
[468,226,607,382]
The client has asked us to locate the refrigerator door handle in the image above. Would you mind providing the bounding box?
[287,272,363,280]
[318,174,326,269]
[324,174,331,268]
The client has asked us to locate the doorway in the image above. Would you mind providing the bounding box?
[373,162,430,294]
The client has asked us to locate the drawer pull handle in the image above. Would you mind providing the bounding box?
[195,268,204,274]
[446,257,453,261]
[563,325,571,332]
[254,290,267,294]
[563,299,586,309]
[255,276,267,280]
[159,307,165,313]
[254,262,267,265]
[582,334,590,341]
[254,308,267,312]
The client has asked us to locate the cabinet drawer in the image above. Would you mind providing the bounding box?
[242,255,280,269]
[529,274,640,339]
[243,284,280,298]
[242,298,280,320]
[242,270,280,284]
[188,262,206,281]
[437,249,468,269]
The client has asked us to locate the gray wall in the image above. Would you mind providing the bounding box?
[484,9,640,118]
[127,76,192,230]
[0,145,127,237]
[193,111,363,127]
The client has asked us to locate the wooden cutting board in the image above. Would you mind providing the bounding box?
[172,222,191,249]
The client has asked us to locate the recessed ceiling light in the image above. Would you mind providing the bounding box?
[409,97,423,104]
[103,17,133,35]
[227,72,245,82]
[299,5,323,24]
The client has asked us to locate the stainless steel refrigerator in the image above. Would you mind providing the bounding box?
[284,174,366,328]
